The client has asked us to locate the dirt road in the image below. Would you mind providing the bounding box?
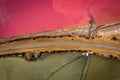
[0,41,120,52]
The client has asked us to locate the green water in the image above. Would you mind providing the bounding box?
[0,54,120,80]
[85,56,120,80]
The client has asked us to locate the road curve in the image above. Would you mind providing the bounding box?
[0,41,120,52]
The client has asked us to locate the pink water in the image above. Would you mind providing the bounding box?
[0,0,120,38]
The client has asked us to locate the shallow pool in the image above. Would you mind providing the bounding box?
[0,53,120,80]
